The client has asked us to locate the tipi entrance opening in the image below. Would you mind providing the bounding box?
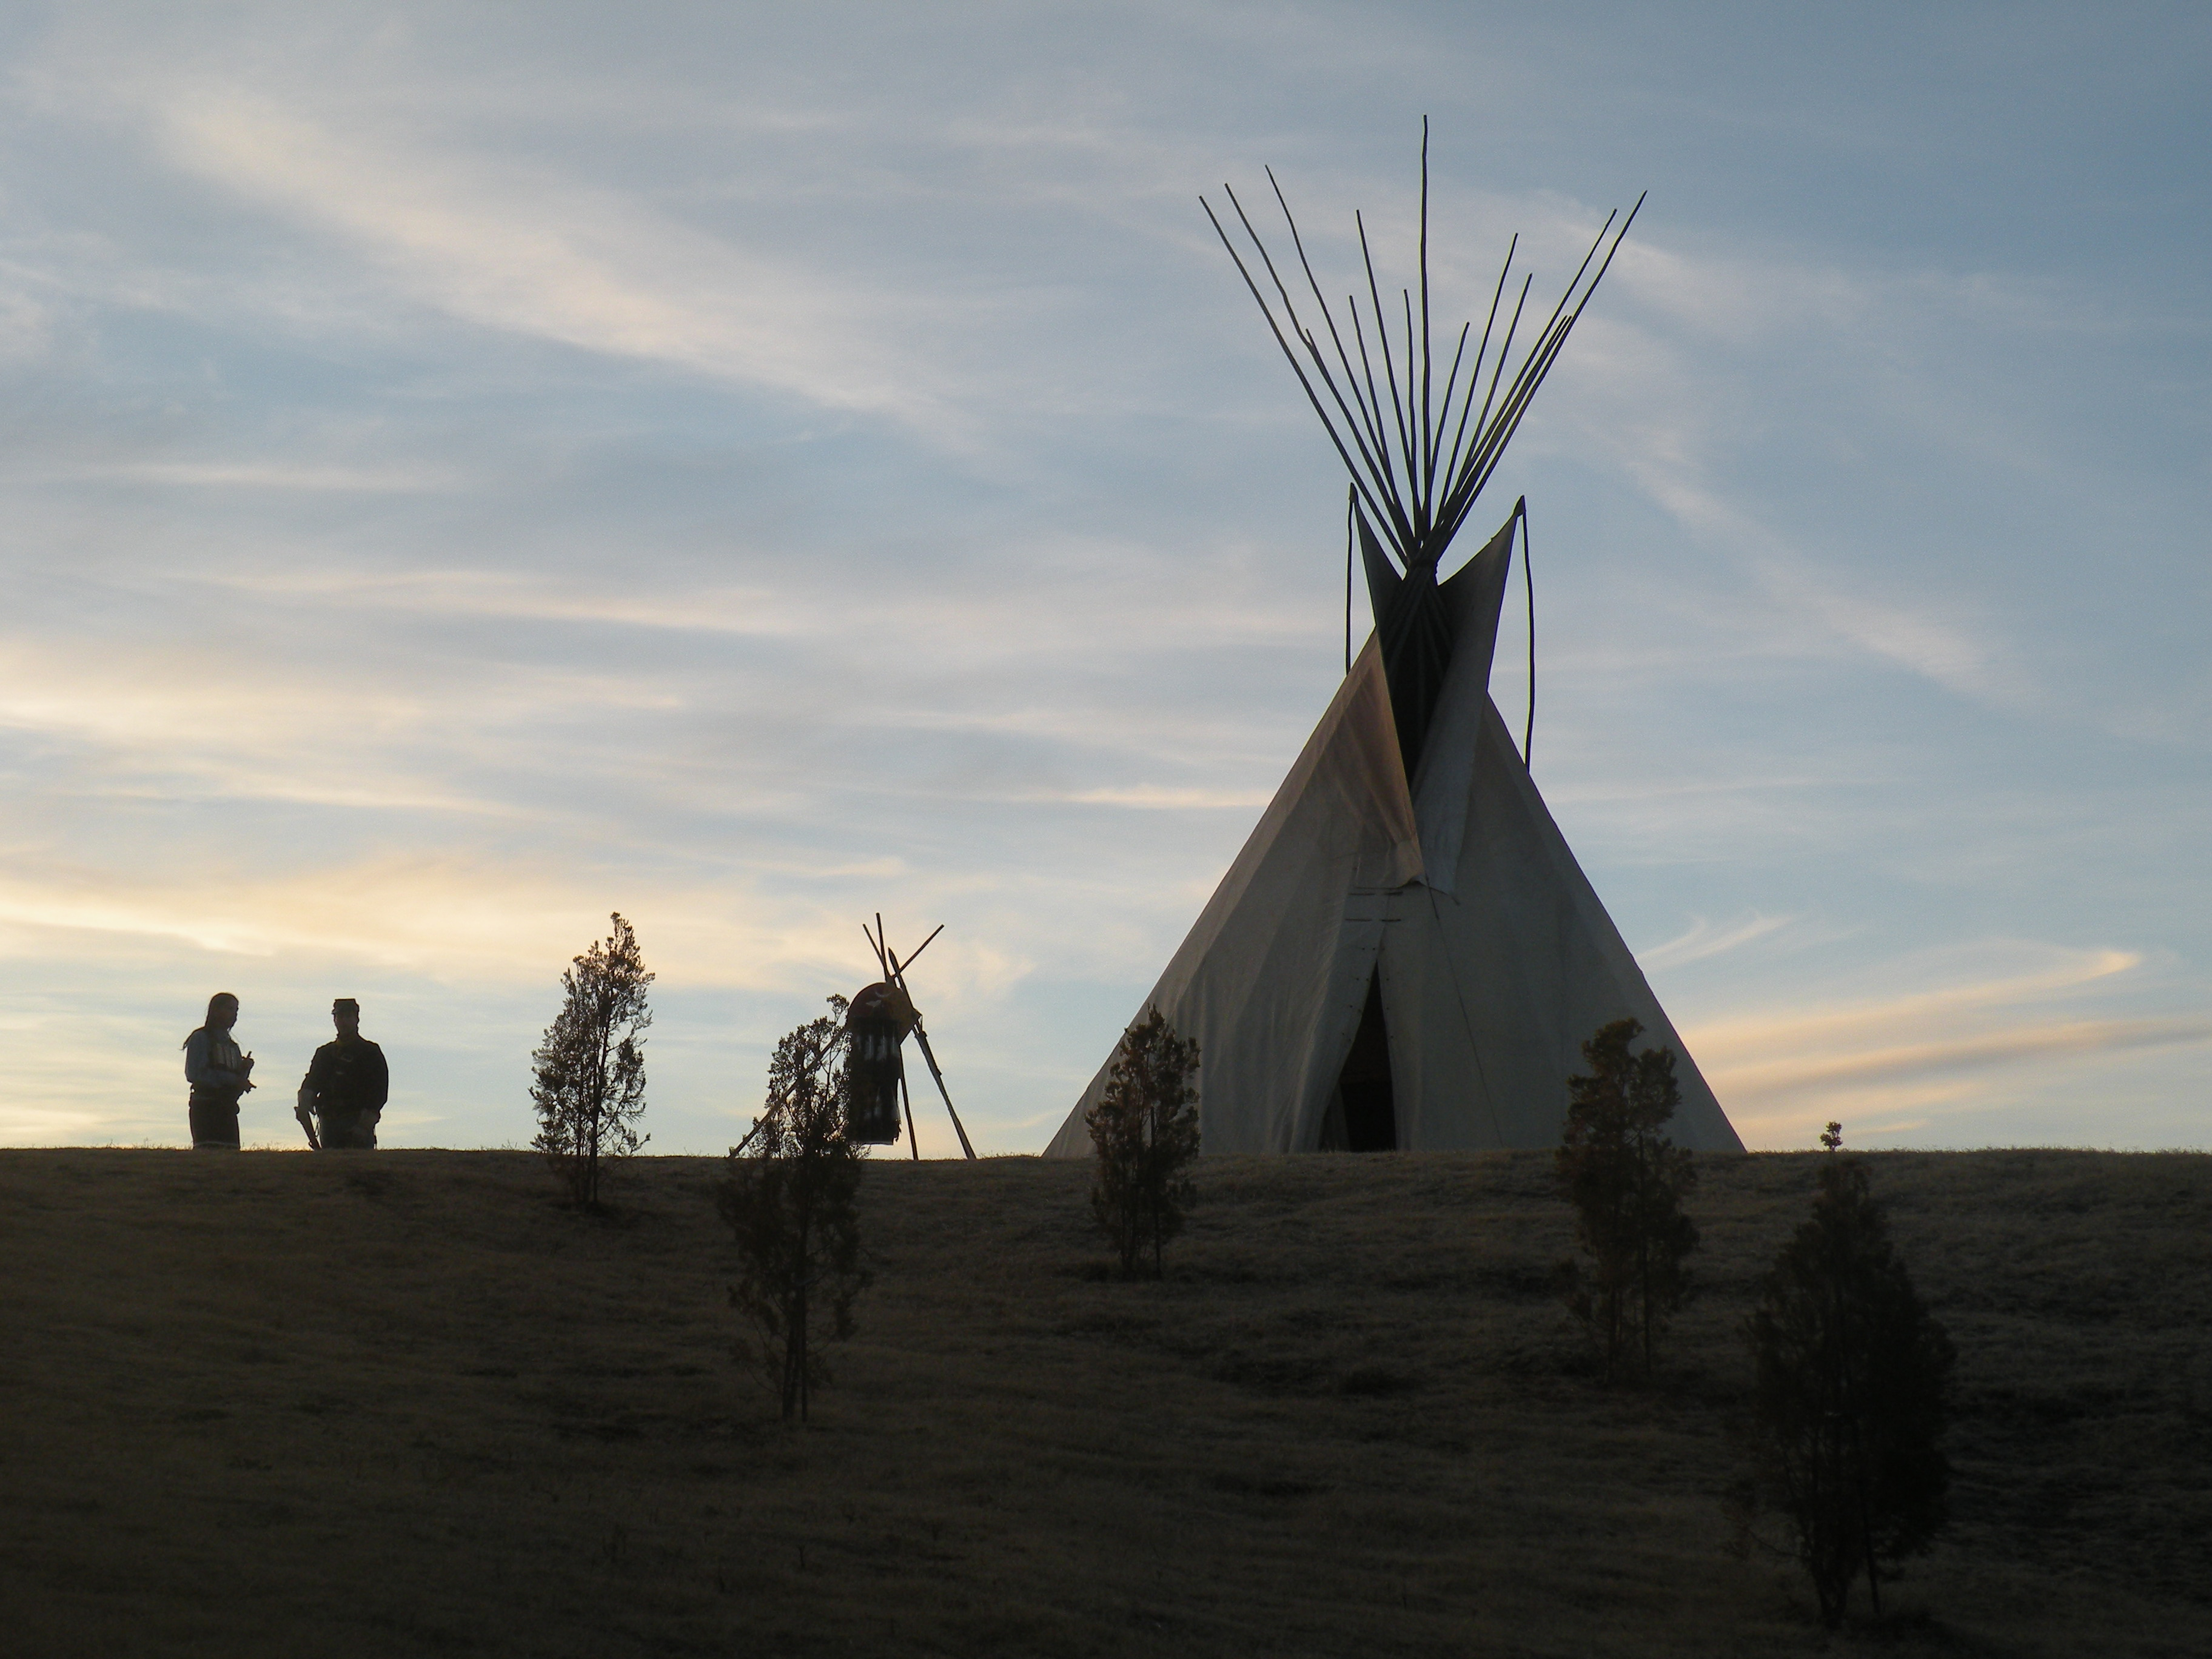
[1329,967,1397,1151]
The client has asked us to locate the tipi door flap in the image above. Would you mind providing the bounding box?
[1291,887,1396,1151]
[1375,880,1511,1151]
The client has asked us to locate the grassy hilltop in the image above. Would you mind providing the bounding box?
[3,1147,2209,1657]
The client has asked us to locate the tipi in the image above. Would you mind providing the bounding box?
[1045,136,1741,1158]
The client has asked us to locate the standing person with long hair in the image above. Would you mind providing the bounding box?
[182,993,255,1151]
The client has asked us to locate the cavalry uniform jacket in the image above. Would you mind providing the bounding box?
[305,1034,389,1125]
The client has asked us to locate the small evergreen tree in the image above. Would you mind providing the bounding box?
[718,999,870,1422]
[1554,1017,1700,1381]
[530,912,653,1208]
[1085,1006,1201,1279]
[1744,1154,1955,1627]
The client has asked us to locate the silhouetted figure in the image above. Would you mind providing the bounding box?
[183,993,255,1150]
[300,998,388,1151]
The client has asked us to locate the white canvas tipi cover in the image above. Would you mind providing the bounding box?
[1044,525,1740,1157]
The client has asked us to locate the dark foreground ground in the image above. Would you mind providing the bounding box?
[3,1147,2209,1657]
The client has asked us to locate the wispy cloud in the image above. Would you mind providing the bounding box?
[197,542,1328,657]
[1640,911,1794,969]
[0,846,1041,1011]
[0,856,789,986]
[1718,1016,2211,1100]
[218,568,804,637]
[1057,784,1276,810]
[127,83,962,428]
[1630,470,2035,707]
[0,639,509,814]
[1695,947,2141,1045]
[80,460,467,493]
[1688,947,2212,1147]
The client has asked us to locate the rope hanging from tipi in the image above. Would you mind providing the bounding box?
[1518,496,1534,770]
[1344,484,1355,676]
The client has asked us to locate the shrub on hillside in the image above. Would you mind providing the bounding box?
[1554,1017,1699,1381]
[530,912,653,1208]
[719,999,871,1422]
[1744,1148,1955,1627]
[1086,1006,1201,1279]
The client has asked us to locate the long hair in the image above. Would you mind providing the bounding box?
[184,992,238,1049]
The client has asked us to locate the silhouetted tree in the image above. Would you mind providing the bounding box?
[1554,1017,1700,1381]
[719,999,870,1422]
[1744,1154,1954,1627]
[1086,1006,1201,1279]
[530,912,652,1208]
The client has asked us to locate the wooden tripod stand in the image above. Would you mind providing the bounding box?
[864,915,976,1161]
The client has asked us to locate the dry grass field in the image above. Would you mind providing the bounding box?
[4,1146,2209,1657]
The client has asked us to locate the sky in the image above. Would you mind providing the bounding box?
[1,2,2206,1155]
